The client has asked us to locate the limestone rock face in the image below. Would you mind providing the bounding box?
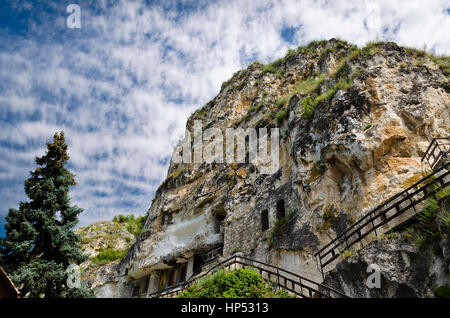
[108,39,449,296]
[322,228,450,298]
[75,221,136,297]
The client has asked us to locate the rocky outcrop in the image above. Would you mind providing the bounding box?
[102,39,449,297]
[75,220,136,297]
[322,209,450,298]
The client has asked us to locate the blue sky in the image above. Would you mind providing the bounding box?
[0,0,449,237]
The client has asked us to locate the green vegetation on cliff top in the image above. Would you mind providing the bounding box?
[211,40,449,127]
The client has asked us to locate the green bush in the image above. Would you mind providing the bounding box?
[275,108,289,125]
[300,96,315,118]
[340,249,354,260]
[417,197,439,226]
[247,102,264,114]
[406,187,450,247]
[274,74,325,120]
[268,210,296,246]
[126,216,146,237]
[112,213,146,237]
[92,246,128,265]
[404,46,450,77]
[294,74,325,96]
[113,214,132,223]
[262,57,286,78]
[298,79,352,119]
[193,105,209,119]
[315,80,352,105]
[275,96,290,107]
[177,268,295,298]
[434,285,450,298]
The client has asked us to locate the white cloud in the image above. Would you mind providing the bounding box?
[0,0,448,228]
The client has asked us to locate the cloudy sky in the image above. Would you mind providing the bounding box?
[0,0,449,236]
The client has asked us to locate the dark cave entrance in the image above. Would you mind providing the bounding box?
[213,213,226,234]
[193,254,203,275]
[261,209,269,231]
[276,200,286,219]
[212,203,227,235]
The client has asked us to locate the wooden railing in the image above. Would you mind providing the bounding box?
[148,254,349,298]
[422,137,450,170]
[148,137,449,297]
[315,161,450,276]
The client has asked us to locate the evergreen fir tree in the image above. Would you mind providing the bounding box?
[0,132,94,298]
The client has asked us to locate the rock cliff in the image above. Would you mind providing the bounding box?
[89,39,449,297]
[322,198,450,297]
[75,218,139,297]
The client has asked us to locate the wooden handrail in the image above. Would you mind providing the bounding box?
[315,161,449,274]
[421,137,450,170]
[148,254,349,298]
[147,138,449,297]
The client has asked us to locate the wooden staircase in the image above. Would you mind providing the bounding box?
[148,254,349,298]
[315,137,450,277]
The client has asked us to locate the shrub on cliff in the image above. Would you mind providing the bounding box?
[177,268,295,298]
[406,188,450,247]
[112,213,146,237]
[92,246,128,265]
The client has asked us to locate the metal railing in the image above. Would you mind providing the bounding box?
[148,137,450,296]
[422,137,450,170]
[202,244,224,267]
[148,254,349,298]
[315,161,450,276]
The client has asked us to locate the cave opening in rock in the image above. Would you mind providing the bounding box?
[276,200,286,219]
[158,271,167,292]
[193,254,203,275]
[212,204,227,235]
[161,213,173,227]
[213,213,226,234]
[177,263,187,284]
[141,276,150,295]
[131,280,141,297]
[167,269,176,287]
[261,209,269,231]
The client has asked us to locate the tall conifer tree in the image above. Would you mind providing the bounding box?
[0,132,93,297]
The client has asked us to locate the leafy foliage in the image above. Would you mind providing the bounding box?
[406,185,450,247]
[299,79,353,119]
[0,132,93,298]
[247,102,264,115]
[294,74,325,95]
[300,96,315,118]
[275,108,289,125]
[404,46,450,77]
[340,249,354,260]
[177,268,296,298]
[92,246,129,266]
[112,213,146,237]
[267,209,296,246]
[262,58,286,78]
[434,285,450,298]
